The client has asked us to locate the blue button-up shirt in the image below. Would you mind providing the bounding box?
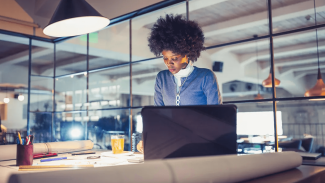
[154,66,222,106]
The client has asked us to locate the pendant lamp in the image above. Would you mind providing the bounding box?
[262,70,281,88]
[43,0,110,37]
[304,0,325,100]
[253,35,264,100]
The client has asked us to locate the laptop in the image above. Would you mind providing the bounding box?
[141,105,237,160]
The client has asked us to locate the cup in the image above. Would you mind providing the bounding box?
[16,144,33,166]
[111,135,124,154]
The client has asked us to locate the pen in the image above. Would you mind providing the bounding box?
[40,157,68,162]
[26,136,30,145]
[17,132,22,145]
[30,135,34,144]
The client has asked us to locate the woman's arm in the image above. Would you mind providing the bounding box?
[203,70,222,105]
[154,73,165,106]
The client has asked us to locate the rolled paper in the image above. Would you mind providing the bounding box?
[8,152,302,183]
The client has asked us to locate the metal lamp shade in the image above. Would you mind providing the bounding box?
[262,73,280,88]
[43,0,110,37]
[304,69,325,100]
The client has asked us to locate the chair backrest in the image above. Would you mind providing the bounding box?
[278,139,302,149]
[301,138,314,153]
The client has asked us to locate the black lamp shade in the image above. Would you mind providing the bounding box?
[43,0,110,37]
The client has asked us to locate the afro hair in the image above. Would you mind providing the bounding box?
[148,14,205,62]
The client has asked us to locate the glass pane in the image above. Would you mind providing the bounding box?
[55,75,87,112]
[273,29,325,98]
[207,38,272,102]
[132,2,186,61]
[276,100,325,153]
[89,65,130,109]
[30,112,53,143]
[86,109,130,150]
[190,0,269,46]
[30,77,53,112]
[132,108,143,152]
[55,112,87,141]
[89,21,130,70]
[132,58,163,107]
[0,34,29,145]
[55,36,87,76]
[272,0,325,34]
[31,40,54,77]
[229,102,276,154]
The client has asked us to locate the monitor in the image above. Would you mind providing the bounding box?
[141,105,237,160]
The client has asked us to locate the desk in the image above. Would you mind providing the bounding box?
[238,142,274,153]
[0,150,143,183]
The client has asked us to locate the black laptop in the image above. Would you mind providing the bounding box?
[141,105,237,160]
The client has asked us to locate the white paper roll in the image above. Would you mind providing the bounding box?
[0,140,93,161]
[8,152,302,183]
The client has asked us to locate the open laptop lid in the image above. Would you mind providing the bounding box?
[141,105,237,160]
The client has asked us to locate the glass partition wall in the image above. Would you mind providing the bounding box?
[1,0,325,154]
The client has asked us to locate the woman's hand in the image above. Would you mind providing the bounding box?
[137,140,144,153]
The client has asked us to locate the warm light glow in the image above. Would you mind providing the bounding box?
[43,16,110,37]
[304,78,325,99]
[262,73,280,88]
[3,97,9,103]
[254,93,264,100]
[70,75,74,78]
[18,94,24,101]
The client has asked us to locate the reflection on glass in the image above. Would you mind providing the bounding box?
[273,29,325,98]
[89,21,130,70]
[55,36,87,76]
[132,58,163,106]
[30,77,53,112]
[277,100,325,153]
[89,65,130,108]
[87,109,130,150]
[132,2,186,61]
[0,34,29,145]
[31,40,54,77]
[272,0,325,33]
[55,76,87,112]
[30,112,52,143]
[190,0,268,46]
[206,39,272,102]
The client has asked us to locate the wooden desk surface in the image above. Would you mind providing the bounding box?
[243,165,325,183]
[0,150,143,183]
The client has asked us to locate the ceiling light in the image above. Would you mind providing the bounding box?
[304,0,325,100]
[262,71,281,88]
[3,97,9,104]
[43,0,110,37]
[18,94,24,101]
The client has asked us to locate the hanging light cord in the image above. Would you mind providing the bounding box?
[313,0,321,76]
[254,35,260,93]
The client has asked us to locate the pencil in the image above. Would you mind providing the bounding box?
[17,132,22,145]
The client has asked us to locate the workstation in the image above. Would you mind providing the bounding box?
[1,0,325,182]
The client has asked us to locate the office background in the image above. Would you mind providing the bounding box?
[0,0,325,153]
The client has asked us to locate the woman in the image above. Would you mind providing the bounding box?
[137,14,222,152]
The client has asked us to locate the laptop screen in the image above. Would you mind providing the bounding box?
[141,105,237,160]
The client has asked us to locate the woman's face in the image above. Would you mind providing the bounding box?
[162,50,188,75]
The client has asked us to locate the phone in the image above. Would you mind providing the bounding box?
[71,151,96,156]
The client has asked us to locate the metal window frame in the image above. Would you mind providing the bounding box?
[21,0,325,152]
